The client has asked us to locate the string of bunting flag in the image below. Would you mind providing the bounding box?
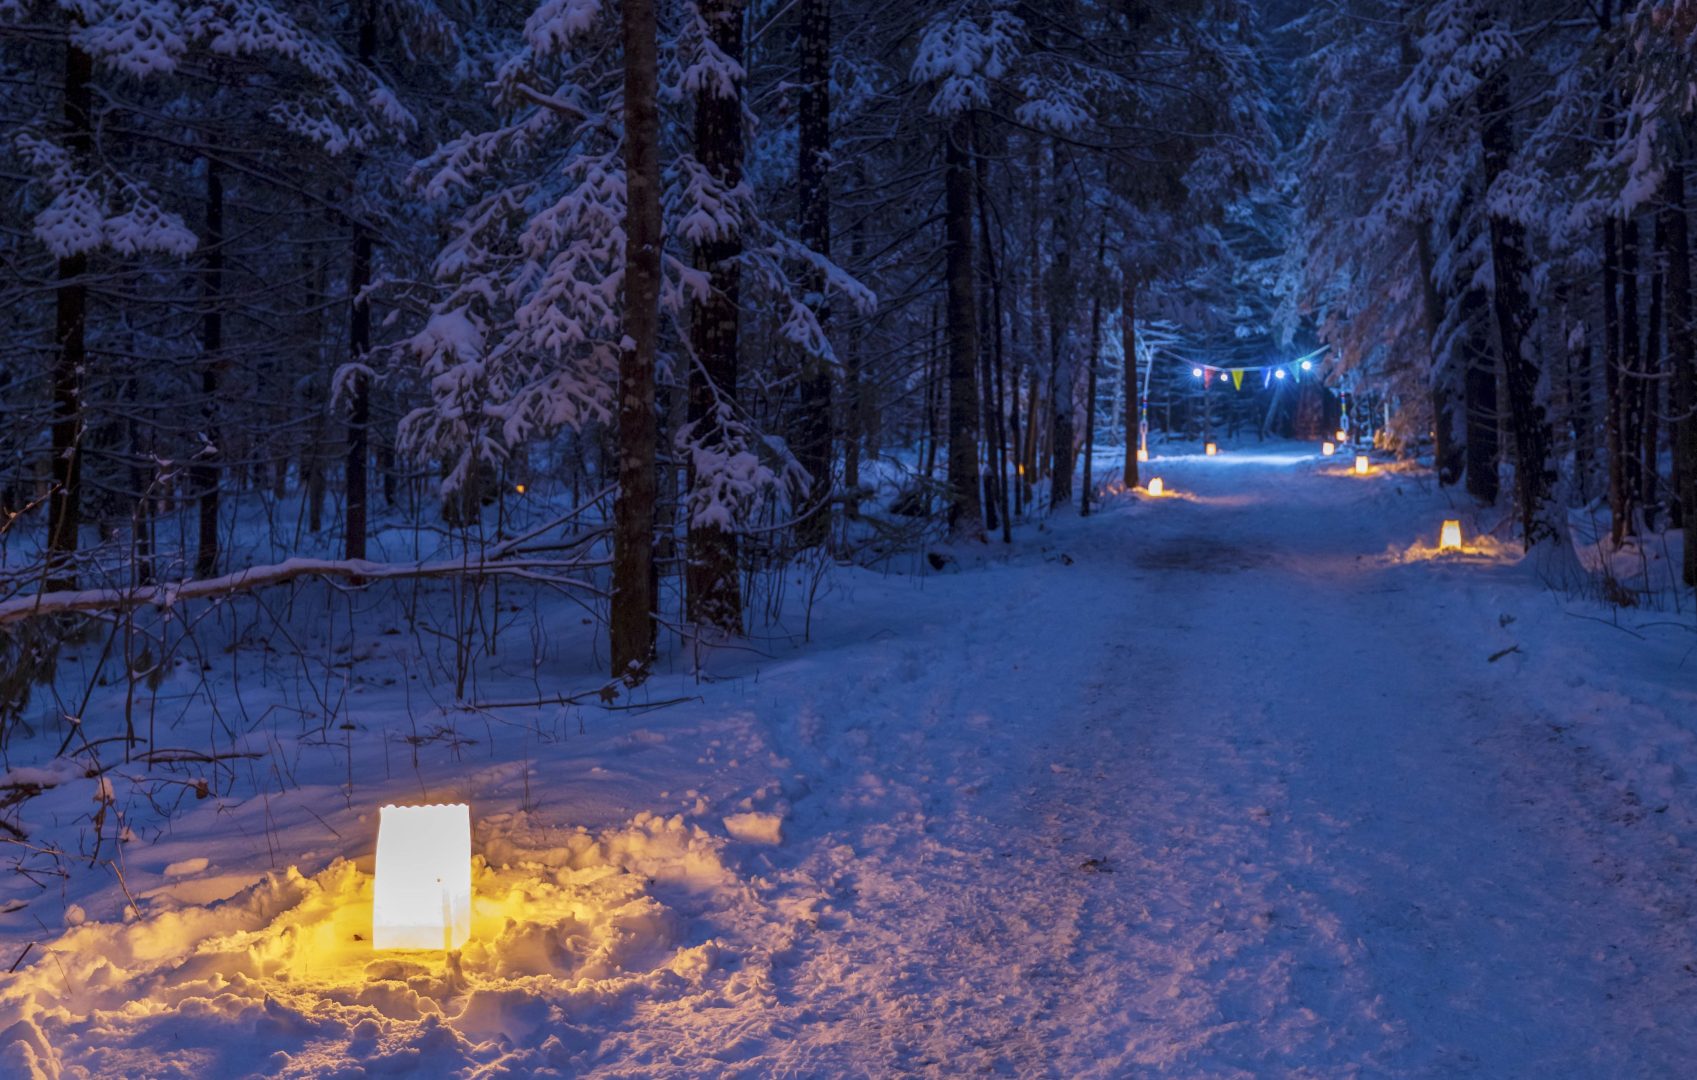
[1185,345,1330,391]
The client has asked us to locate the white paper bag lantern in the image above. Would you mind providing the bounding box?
[1321,441,1335,456]
[1439,519,1463,551]
[1354,454,1370,476]
[1205,441,1218,456]
[1147,477,1164,496]
[374,803,472,950]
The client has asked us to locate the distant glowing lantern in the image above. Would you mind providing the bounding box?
[1137,448,1149,462]
[1439,519,1463,551]
[1192,367,1204,378]
[1147,477,1164,496]
[1321,441,1335,456]
[514,483,526,495]
[374,803,472,951]
[1354,454,1370,476]
[1205,442,1218,456]
[1335,428,1348,442]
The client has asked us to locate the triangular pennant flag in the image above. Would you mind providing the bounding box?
[1290,362,1302,380]
[1231,369,1244,390]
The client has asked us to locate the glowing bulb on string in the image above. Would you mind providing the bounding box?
[1301,360,1313,370]
[1354,454,1370,476]
[1192,367,1203,378]
[1147,477,1164,496]
[1274,369,1286,380]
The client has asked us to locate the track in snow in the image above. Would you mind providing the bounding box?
[745,444,1697,1077]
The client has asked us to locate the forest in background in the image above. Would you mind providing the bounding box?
[0,0,1694,722]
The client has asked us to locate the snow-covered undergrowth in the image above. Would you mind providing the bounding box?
[2,440,1694,1077]
[1,810,791,1077]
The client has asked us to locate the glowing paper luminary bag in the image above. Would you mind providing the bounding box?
[373,803,472,950]
[1147,477,1164,496]
[1321,441,1335,456]
[1439,520,1463,551]
[1354,454,1370,476]
[1205,442,1218,456]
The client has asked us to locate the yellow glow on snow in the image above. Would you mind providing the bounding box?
[1439,520,1463,551]
[374,804,472,950]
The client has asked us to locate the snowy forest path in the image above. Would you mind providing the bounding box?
[755,447,1697,1077]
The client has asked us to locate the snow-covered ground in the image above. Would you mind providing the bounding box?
[3,440,1695,1077]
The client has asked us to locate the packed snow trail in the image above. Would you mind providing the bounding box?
[6,443,1695,1077]
[725,447,1697,1076]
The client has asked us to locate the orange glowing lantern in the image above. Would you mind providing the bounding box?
[1321,441,1335,456]
[514,483,526,495]
[1137,448,1149,463]
[1335,429,1347,442]
[374,803,473,950]
[1439,519,1463,551]
[1354,454,1370,476]
[1147,477,1164,496]
[1205,442,1218,456]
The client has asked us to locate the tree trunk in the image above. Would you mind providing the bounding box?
[1621,217,1644,531]
[1479,72,1558,551]
[1663,157,1696,587]
[685,0,744,634]
[794,0,832,548]
[195,160,224,579]
[843,164,866,518]
[47,39,93,591]
[1604,217,1628,543]
[1122,276,1139,490]
[1081,223,1105,516]
[942,113,983,539]
[972,148,1010,541]
[1047,155,1075,511]
[612,0,661,676]
[344,6,376,563]
[1416,222,1462,485]
[1643,212,1667,529]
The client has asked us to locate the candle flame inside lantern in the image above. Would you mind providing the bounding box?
[1354,454,1370,476]
[1205,442,1218,456]
[1322,441,1335,456]
[373,803,473,951]
[1439,519,1463,551]
[1147,477,1164,496]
